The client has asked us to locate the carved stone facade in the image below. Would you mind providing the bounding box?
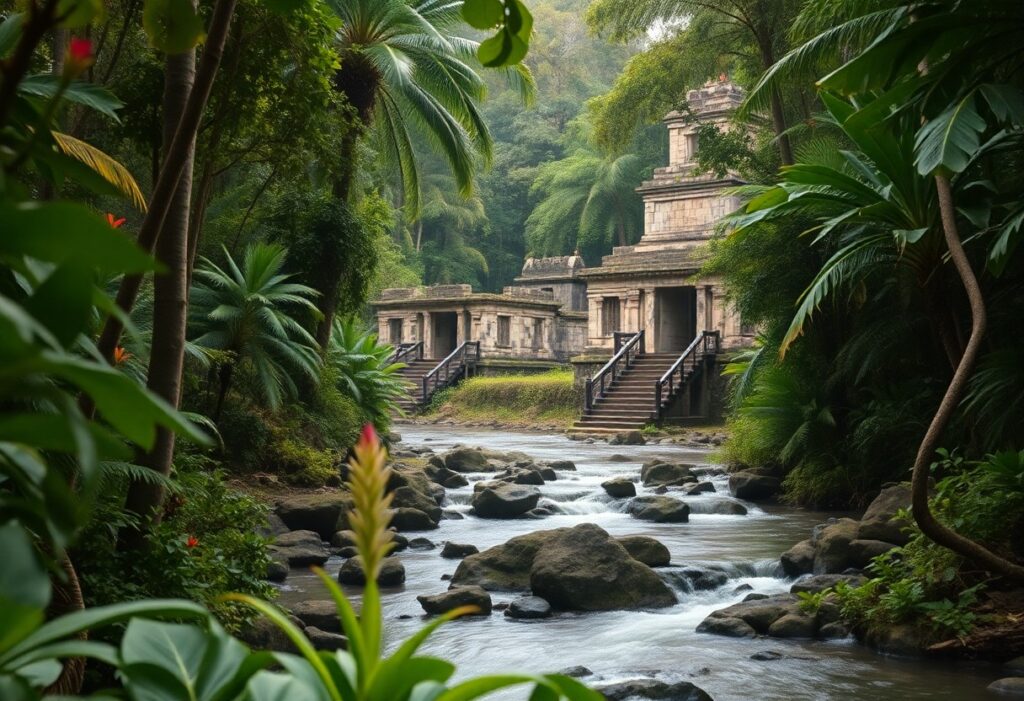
[373,260,587,369]
[578,79,754,354]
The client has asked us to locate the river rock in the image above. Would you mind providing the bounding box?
[432,467,469,488]
[289,600,341,633]
[337,556,406,587]
[696,615,757,638]
[305,626,347,651]
[331,530,356,548]
[417,585,491,615]
[440,542,478,559]
[858,483,912,545]
[506,595,552,619]
[608,454,633,462]
[626,496,690,523]
[728,472,780,501]
[864,623,923,656]
[617,535,671,567]
[559,666,592,678]
[408,537,435,550]
[530,524,676,610]
[812,518,860,574]
[270,530,329,567]
[767,612,818,638]
[848,538,899,568]
[989,678,1024,696]
[790,573,865,594]
[429,483,446,504]
[751,650,784,661]
[452,523,676,611]
[472,484,541,518]
[259,512,290,537]
[390,507,439,532]
[687,499,748,516]
[266,555,289,582]
[444,447,493,472]
[548,460,576,471]
[502,468,545,486]
[780,539,815,577]
[641,461,695,487]
[687,481,716,495]
[602,477,637,498]
[1007,658,1024,674]
[667,566,729,592]
[596,679,712,701]
[389,470,443,521]
[698,593,798,636]
[818,621,852,639]
[610,431,645,445]
[275,493,352,538]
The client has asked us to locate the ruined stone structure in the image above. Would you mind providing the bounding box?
[577,80,754,357]
[373,258,587,373]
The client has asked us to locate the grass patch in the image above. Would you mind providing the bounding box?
[423,369,579,429]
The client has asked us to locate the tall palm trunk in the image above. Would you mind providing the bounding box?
[756,39,794,166]
[123,43,197,534]
[909,174,1024,582]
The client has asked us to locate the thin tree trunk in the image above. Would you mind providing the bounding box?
[123,39,198,533]
[230,164,277,253]
[615,218,627,247]
[213,362,234,422]
[910,174,1024,582]
[44,555,86,696]
[757,40,794,166]
[95,0,238,364]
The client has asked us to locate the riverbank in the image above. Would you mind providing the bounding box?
[258,425,1011,700]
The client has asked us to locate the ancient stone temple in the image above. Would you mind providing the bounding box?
[373,254,588,373]
[577,79,754,355]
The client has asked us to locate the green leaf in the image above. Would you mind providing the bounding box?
[143,0,206,53]
[18,75,124,122]
[56,0,104,28]
[246,671,323,701]
[507,0,532,42]
[1,600,207,669]
[0,13,24,58]
[914,94,987,176]
[23,265,93,347]
[461,0,503,29]
[0,523,50,657]
[0,202,157,274]
[979,84,1024,127]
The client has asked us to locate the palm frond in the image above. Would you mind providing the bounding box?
[53,131,147,211]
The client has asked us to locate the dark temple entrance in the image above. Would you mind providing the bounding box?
[431,312,458,359]
[654,286,697,352]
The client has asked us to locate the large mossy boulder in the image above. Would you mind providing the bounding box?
[602,477,636,498]
[471,484,541,519]
[626,496,690,523]
[451,524,676,611]
[443,447,493,472]
[697,593,801,637]
[728,472,780,501]
[275,493,353,539]
[596,679,712,701]
[389,507,438,532]
[780,539,815,577]
[858,483,912,545]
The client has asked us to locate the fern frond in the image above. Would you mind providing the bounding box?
[53,131,148,212]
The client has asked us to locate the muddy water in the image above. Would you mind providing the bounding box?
[278,426,1000,700]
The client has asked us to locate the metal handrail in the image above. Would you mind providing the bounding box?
[422,340,480,404]
[585,329,645,413]
[390,341,423,365]
[653,330,720,418]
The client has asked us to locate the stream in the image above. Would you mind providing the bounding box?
[277,425,999,700]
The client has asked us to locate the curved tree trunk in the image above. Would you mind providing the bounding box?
[123,37,197,536]
[910,174,1024,582]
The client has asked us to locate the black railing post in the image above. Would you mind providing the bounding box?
[585,378,593,412]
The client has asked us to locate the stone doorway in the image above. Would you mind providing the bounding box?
[654,287,696,352]
[431,312,458,358]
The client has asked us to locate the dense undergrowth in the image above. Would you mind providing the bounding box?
[424,369,579,428]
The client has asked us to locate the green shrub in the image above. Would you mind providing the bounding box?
[271,437,339,486]
[77,461,275,634]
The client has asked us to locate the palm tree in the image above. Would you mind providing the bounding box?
[313,0,534,344]
[189,243,322,420]
[526,150,644,259]
[417,172,491,287]
[326,318,410,429]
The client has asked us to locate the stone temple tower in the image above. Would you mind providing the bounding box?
[576,78,754,354]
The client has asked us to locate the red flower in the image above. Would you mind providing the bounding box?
[69,37,93,63]
[106,213,126,228]
[186,535,199,549]
[358,423,378,450]
[64,37,94,77]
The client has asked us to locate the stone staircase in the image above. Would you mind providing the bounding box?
[394,358,440,413]
[571,353,681,433]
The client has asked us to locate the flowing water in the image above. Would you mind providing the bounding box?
[278,426,1000,700]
